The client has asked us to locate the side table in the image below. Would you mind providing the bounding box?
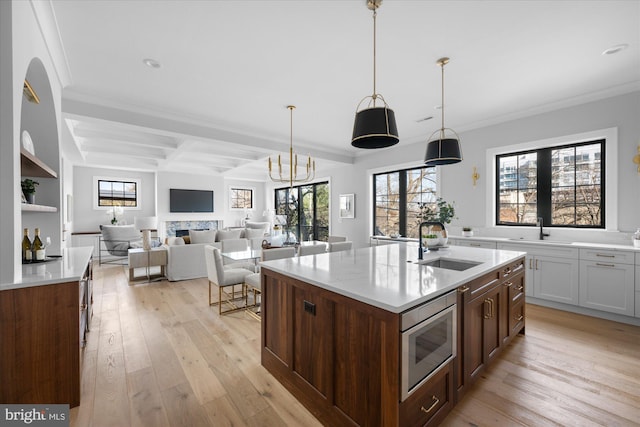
[128,247,167,283]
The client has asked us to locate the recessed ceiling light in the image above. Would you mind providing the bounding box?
[143,58,161,68]
[602,44,628,55]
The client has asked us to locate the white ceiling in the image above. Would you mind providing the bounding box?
[50,0,640,180]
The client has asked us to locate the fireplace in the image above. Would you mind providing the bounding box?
[165,220,221,237]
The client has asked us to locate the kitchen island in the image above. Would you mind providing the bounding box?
[260,243,526,427]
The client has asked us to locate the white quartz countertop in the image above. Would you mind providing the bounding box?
[372,234,640,251]
[1,247,93,291]
[261,243,525,314]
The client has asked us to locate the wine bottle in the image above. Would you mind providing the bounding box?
[22,228,32,263]
[32,228,44,261]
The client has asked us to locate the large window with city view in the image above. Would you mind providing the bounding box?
[274,182,329,242]
[496,139,604,228]
[373,167,437,238]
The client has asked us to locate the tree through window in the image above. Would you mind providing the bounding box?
[496,140,604,227]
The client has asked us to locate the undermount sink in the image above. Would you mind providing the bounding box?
[416,258,482,271]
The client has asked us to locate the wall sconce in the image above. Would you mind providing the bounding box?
[633,145,640,173]
[472,166,480,186]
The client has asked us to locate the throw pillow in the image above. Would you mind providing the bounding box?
[182,236,191,244]
[167,237,185,246]
[216,229,242,241]
[190,229,216,244]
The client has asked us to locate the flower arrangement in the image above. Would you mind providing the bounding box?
[106,206,124,225]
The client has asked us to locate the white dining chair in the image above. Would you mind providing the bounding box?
[204,245,254,315]
[329,241,353,252]
[262,246,296,261]
[298,243,327,257]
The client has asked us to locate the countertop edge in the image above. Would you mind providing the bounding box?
[1,247,93,291]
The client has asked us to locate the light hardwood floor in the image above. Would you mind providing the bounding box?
[71,263,640,427]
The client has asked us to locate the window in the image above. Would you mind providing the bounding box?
[98,179,138,207]
[274,182,329,242]
[373,167,436,238]
[230,188,253,210]
[496,139,604,228]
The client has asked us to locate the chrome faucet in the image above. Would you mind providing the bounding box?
[418,221,445,260]
[537,217,550,240]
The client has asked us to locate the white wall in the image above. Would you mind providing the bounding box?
[0,1,64,284]
[156,171,265,237]
[332,91,640,247]
[72,166,156,232]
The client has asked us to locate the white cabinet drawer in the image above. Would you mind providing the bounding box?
[454,239,497,249]
[580,248,634,265]
[497,242,578,259]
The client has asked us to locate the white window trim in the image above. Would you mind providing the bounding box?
[485,127,618,231]
[228,186,255,211]
[93,176,142,210]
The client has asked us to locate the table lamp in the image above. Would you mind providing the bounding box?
[135,216,157,250]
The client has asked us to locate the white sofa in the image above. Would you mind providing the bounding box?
[164,227,266,281]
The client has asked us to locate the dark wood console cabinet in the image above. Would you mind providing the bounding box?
[0,258,92,407]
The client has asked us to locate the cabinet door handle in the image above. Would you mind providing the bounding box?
[517,285,524,291]
[535,259,539,270]
[458,285,469,294]
[515,314,524,321]
[421,396,440,414]
[470,243,481,247]
[490,298,495,318]
[504,281,513,287]
[596,253,615,258]
[484,299,491,319]
[595,263,615,268]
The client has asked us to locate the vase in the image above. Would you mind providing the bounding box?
[25,193,34,204]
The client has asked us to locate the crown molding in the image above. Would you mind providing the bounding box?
[29,0,72,87]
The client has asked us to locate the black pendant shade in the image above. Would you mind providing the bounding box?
[424,137,462,166]
[351,106,399,149]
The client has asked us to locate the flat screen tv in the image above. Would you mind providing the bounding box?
[170,189,214,213]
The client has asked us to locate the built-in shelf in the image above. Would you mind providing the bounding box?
[20,148,57,178]
[21,203,58,213]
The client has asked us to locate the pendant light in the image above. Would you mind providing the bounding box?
[351,0,399,149]
[424,57,462,166]
[268,105,315,187]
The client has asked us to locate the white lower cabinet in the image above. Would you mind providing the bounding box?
[498,243,579,304]
[636,256,640,318]
[579,260,634,316]
[533,255,580,305]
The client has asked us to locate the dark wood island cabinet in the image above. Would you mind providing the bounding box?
[260,244,526,427]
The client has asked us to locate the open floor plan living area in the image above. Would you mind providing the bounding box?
[2,1,640,426]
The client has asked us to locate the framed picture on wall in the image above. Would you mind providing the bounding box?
[339,194,355,219]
